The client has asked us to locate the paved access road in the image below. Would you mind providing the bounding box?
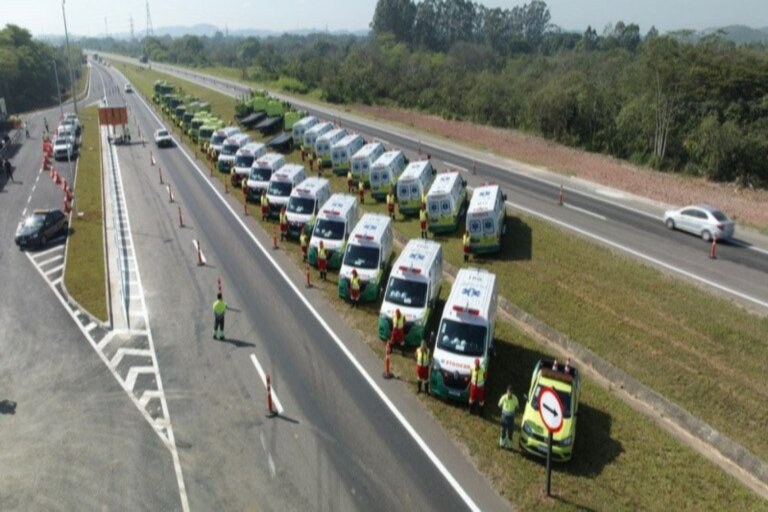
[0,63,181,511]
[95,61,511,511]
[105,54,768,313]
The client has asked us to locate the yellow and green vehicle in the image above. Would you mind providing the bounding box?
[519,358,581,461]
[465,184,507,254]
[338,213,394,302]
[426,171,468,234]
[197,119,224,151]
[308,194,360,270]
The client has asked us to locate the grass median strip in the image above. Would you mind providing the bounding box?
[63,106,107,321]
[115,62,768,509]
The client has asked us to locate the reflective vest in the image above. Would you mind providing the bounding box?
[387,193,394,207]
[279,211,287,225]
[471,366,486,387]
[359,180,364,192]
[498,392,519,414]
[300,232,308,249]
[347,170,353,181]
[420,209,427,223]
[421,191,427,205]
[212,299,227,315]
[393,314,405,329]
[318,247,327,261]
[350,275,361,291]
[463,232,470,248]
[261,194,269,207]
[416,346,430,367]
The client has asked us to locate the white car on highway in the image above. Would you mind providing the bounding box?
[663,205,735,241]
[154,129,173,148]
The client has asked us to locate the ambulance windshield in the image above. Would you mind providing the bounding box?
[314,219,345,240]
[385,277,427,308]
[436,319,487,357]
[343,244,379,270]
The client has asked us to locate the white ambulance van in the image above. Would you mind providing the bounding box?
[247,153,286,202]
[369,150,407,201]
[208,126,240,158]
[465,184,507,254]
[231,142,267,188]
[378,239,442,347]
[331,134,365,176]
[285,177,331,238]
[308,194,360,270]
[292,116,318,146]
[426,171,468,233]
[267,164,306,217]
[315,128,347,168]
[430,268,497,402]
[350,142,385,185]
[397,159,434,216]
[303,122,333,154]
[338,213,394,302]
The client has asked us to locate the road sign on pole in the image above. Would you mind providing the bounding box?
[539,387,565,497]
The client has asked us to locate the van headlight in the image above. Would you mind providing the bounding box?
[432,358,441,372]
[561,436,573,446]
[522,421,533,435]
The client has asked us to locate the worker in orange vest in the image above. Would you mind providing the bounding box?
[358,179,365,204]
[419,208,428,239]
[260,191,269,221]
[349,269,361,308]
[347,169,354,193]
[415,339,430,394]
[279,206,288,241]
[463,231,471,262]
[300,231,309,262]
[317,241,328,280]
[386,189,396,220]
[468,358,486,415]
[391,309,405,349]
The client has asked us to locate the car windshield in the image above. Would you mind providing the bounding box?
[711,210,729,222]
[156,130,169,137]
[436,319,487,357]
[313,219,345,240]
[24,214,45,228]
[210,134,226,145]
[287,196,315,214]
[220,144,238,156]
[531,385,573,419]
[268,181,293,197]
[251,168,272,182]
[54,138,68,145]
[343,244,379,270]
[235,155,254,168]
[385,277,427,308]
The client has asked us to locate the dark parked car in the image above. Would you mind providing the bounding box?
[15,209,69,248]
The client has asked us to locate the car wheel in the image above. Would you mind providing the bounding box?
[702,230,712,242]
[665,218,675,230]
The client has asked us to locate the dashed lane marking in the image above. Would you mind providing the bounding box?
[249,353,285,415]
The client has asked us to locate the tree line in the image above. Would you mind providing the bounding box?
[0,24,82,114]
[85,1,768,187]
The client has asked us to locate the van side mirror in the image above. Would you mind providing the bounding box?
[462,179,467,187]
[502,193,508,201]
[432,168,437,176]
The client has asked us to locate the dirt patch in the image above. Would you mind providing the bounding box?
[353,105,768,230]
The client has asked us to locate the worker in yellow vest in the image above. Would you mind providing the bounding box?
[300,231,309,262]
[498,385,519,449]
[349,269,361,307]
[212,293,227,340]
[317,241,328,280]
[391,308,405,348]
[415,339,430,394]
[347,169,354,193]
[463,231,471,262]
[279,206,288,241]
[358,179,365,204]
[421,190,427,211]
[386,189,395,220]
[260,191,269,221]
[468,358,486,415]
[419,208,428,239]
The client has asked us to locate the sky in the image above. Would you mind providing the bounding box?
[6,0,768,38]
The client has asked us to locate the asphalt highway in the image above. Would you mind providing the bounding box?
[96,60,510,511]
[106,54,768,313]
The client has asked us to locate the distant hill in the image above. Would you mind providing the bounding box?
[672,25,768,44]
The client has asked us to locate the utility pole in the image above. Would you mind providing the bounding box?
[130,15,135,40]
[62,0,78,115]
[145,0,154,38]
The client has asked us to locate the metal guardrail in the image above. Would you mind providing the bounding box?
[103,126,130,326]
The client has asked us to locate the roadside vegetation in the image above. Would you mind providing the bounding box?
[63,106,107,321]
[116,62,768,509]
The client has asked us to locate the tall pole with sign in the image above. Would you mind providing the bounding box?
[538,387,564,497]
[62,0,78,115]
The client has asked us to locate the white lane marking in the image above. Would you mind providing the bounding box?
[44,264,64,277]
[731,240,768,257]
[85,322,98,333]
[259,432,277,480]
[38,254,64,267]
[505,200,768,310]
[32,244,63,258]
[111,347,153,369]
[564,203,607,221]
[249,354,285,415]
[124,366,156,392]
[26,196,32,204]
[124,77,481,512]
[51,277,62,286]
[35,174,41,184]
[21,208,27,217]
[140,390,163,408]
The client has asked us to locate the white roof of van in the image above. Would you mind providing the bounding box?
[393,239,441,277]
[225,133,251,145]
[305,122,333,137]
[317,127,347,143]
[333,133,364,149]
[400,160,432,181]
[372,150,405,168]
[255,152,285,168]
[271,164,305,181]
[468,184,502,215]
[318,193,358,219]
[352,142,384,160]
[293,116,317,129]
[292,177,329,197]
[350,213,391,244]
[428,172,461,197]
[238,142,266,156]
[444,268,496,321]
[216,126,240,136]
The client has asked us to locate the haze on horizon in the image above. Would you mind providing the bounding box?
[6,0,768,38]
